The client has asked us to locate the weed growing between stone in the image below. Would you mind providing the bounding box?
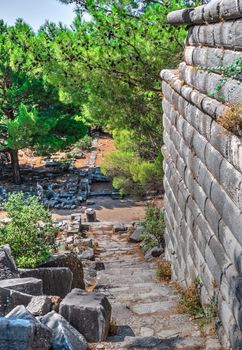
[218,105,242,137]
[109,319,118,336]
[156,260,172,282]
[141,203,165,253]
[175,279,218,328]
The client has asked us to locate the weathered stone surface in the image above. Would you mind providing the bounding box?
[4,305,52,350]
[0,245,19,280]
[41,311,88,350]
[27,295,52,316]
[78,247,95,261]
[0,287,32,316]
[161,3,242,347]
[0,277,43,296]
[19,267,73,298]
[90,261,105,271]
[129,226,143,243]
[59,288,112,342]
[38,252,85,290]
[120,336,172,349]
[144,246,163,261]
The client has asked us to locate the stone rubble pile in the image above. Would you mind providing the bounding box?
[0,217,112,349]
[0,165,113,212]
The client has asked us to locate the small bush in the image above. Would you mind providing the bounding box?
[156,260,172,281]
[219,105,242,137]
[74,135,92,151]
[141,203,165,253]
[0,192,55,268]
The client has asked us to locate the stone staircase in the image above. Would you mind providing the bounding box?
[88,225,223,350]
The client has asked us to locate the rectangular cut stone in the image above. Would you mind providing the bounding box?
[220,0,241,20]
[19,268,73,298]
[0,278,43,296]
[59,289,111,342]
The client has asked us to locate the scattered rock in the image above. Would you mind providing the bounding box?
[59,288,112,342]
[81,238,93,248]
[0,277,43,296]
[85,208,97,222]
[144,246,163,261]
[27,295,52,316]
[38,252,85,290]
[78,248,95,261]
[41,311,88,350]
[86,200,96,206]
[90,261,105,271]
[5,305,52,350]
[83,268,96,287]
[113,223,126,233]
[66,236,74,244]
[129,226,143,243]
[0,245,19,280]
[19,267,73,298]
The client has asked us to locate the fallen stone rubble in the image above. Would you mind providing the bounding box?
[0,217,116,349]
[0,164,114,211]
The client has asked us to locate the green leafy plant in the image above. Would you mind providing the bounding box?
[141,203,165,253]
[74,135,92,151]
[0,192,56,268]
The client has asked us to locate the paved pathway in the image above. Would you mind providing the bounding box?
[88,224,222,350]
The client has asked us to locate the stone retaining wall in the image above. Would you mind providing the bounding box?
[161,1,242,348]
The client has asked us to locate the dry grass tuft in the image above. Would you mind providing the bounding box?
[109,319,118,336]
[156,260,172,282]
[176,283,204,317]
[218,104,242,137]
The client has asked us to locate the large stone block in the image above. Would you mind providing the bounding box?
[204,198,221,236]
[41,311,88,350]
[0,277,43,296]
[27,295,52,316]
[4,305,52,350]
[218,220,242,274]
[0,287,32,316]
[19,267,73,298]
[219,157,242,210]
[0,245,19,280]
[167,8,193,25]
[191,131,207,163]
[204,143,223,180]
[197,163,213,198]
[38,252,85,290]
[59,289,112,342]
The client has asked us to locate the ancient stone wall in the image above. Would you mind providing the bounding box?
[161,1,242,348]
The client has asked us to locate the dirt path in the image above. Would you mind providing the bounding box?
[88,225,222,350]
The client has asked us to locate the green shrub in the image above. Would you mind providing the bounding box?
[141,203,165,253]
[0,192,55,268]
[74,135,92,151]
[101,149,163,196]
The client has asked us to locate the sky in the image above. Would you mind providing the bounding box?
[0,0,76,31]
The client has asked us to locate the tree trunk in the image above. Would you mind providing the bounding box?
[10,149,21,184]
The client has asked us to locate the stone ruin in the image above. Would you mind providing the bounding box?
[161,0,242,348]
[0,212,112,349]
